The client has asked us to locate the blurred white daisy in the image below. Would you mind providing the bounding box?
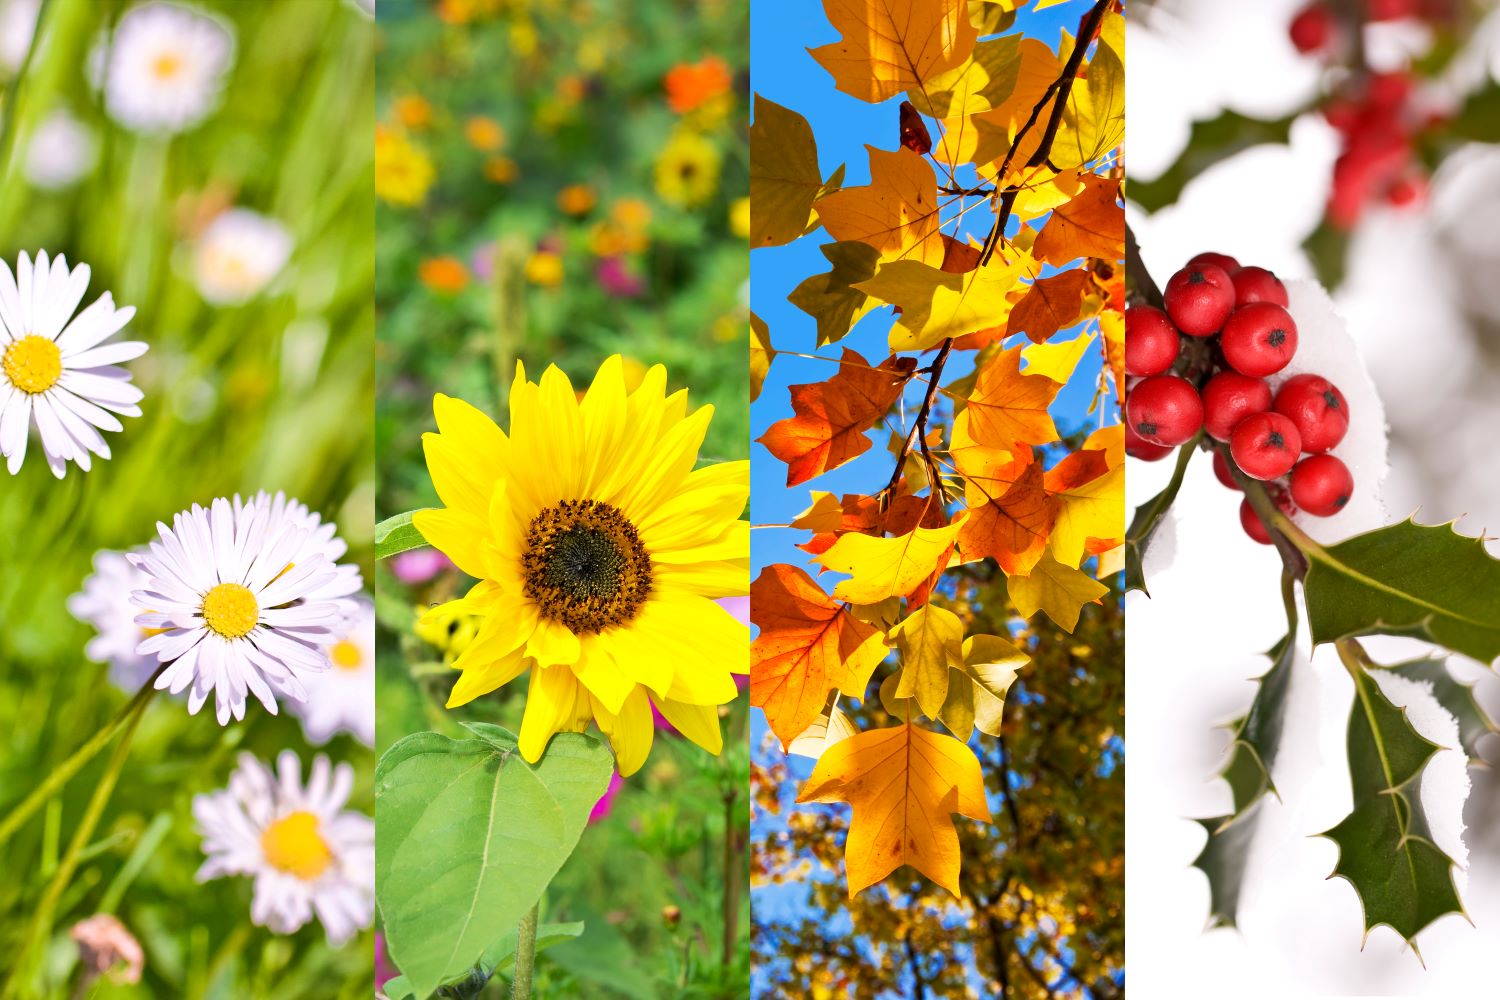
[129,497,345,725]
[0,0,39,75]
[235,490,364,618]
[104,2,234,135]
[193,209,292,305]
[289,599,374,747]
[0,250,146,478]
[194,751,373,946]
[25,108,97,190]
[67,548,162,693]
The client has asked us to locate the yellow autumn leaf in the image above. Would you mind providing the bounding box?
[856,254,1031,352]
[961,633,1029,736]
[890,603,965,719]
[1008,549,1108,632]
[815,512,967,603]
[815,147,946,266]
[750,95,827,248]
[1049,458,1123,568]
[787,702,859,760]
[908,35,1021,119]
[1022,332,1094,384]
[750,312,775,402]
[809,0,977,105]
[1053,10,1125,169]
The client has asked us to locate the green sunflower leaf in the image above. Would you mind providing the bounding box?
[376,726,612,997]
[375,509,432,559]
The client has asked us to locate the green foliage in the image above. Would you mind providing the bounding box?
[1374,658,1497,759]
[1125,110,1298,214]
[376,510,430,560]
[375,726,612,997]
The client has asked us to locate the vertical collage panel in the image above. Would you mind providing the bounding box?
[749,1,1125,996]
[0,0,376,996]
[371,0,750,997]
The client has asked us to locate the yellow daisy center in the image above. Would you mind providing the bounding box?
[151,51,184,81]
[2,335,62,394]
[330,639,363,670]
[522,499,652,634]
[201,583,258,639]
[260,811,333,881]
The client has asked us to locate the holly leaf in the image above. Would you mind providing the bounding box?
[1303,517,1500,666]
[1006,269,1092,344]
[750,563,889,749]
[750,95,827,248]
[809,0,978,105]
[1373,657,1497,760]
[815,147,947,266]
[815,511,967,603]
[757,350,917,486]
[798,722,992,897]
[856,254,1031,351]
[1033,174,1123,266]
[1127,110,1297,214]
[1007,549,1107,632]
[750,312,775,402]
[890,602,965,719]
[1191,814,1260,931]
[1321,661,1464,945]
[787,241,882,347]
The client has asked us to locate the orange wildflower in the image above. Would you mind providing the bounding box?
[419,256,470,294]
[464,115,505,152]
[664,57,732,114]
[392,95,432,130]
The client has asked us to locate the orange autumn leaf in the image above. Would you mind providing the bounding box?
[797,722,992,897]
[814,511,965,604]
[958,452,1056,576]
[809,0,977,105]
[1005,269,1092,344]
[758,350,917,487]
[1033,174,1124,266]
[750,564,888,750]
[815,147,946,266]
[951,345,1061,457]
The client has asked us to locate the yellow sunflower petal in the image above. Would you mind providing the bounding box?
[518,664,590,762]
[618,405,713,520]
[446,644,528,709]
[578,356,630,500]
[538,363,584,499]
[651,695,724,756]
[412,507,492,580]
[649,519,748,566]
[450,601,538,671]
[591,685,654,777]
[571,634,635,715]
[637,461,748,550]
[416,581,500,629]
[606,594,743,706]
[425,393,506,517]
[526,616,582,668]
[654,559,749,599]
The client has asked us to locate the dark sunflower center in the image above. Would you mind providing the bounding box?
[522,499,652,633]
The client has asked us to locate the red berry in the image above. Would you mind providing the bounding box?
[1164,264,1236,337]
[1240,498,1274,545]
[1187,252,1241,274]
[1366,0,1417,22]
[1231,266,1289,308]
[1200,371,1272,442]
[1221,302,1299,377]
[1124,305,1180,377]
[1126,420,1173,462]
[1386,174,1426,207]
[1212,449,1242,490]
[1289,4,1335,53]
[1273,373,1349,453]
[1290,454,1354,516]
[1126,375,1203,447]
[1229,411,1302,480]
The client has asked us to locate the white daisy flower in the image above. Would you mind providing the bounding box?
[104,2,234,135]
[289,599,374,747]
[25,108,97,191]
[0,250,147,478]
[234,490,364,617]
[129,497,345,725]
[0,0,39,75]
[67,548,162,693]
[193,209,292,306]
[194,751,373,946]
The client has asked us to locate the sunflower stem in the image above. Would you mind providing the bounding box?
[509,902,539,1000]
[0,671,162,851]
[3,684,152,1000]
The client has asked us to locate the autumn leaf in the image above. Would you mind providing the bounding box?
[750,94,828,248]
[787,703,859,760]
[950,345,1062,456]
[1053,10,1125,170]
[815,147,946,266]
[809,0,977,105]
[958,451,1056,576]
[815,511,967,603]
[798,722,992,897]
[856,254,1031,352]
[1008,549,1108,632]
[908,35,1021,119]
[1022,331,1095,384]
[758,350,917,487]
[1033,174,1123,266]
[935,37,1058,170]
[750,312,775,402]
[1044,443,1124,568]
[787,241,882,347]
[751,564,889,750]
[890,603,965,719]
[962,633,1029,737]
[1006,269,1092,344]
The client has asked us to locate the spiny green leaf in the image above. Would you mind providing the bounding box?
[1303,517,1500,666]
[1124,436,1198,593]
[1373,657,1497,760]
[1191,813,1260,930]
[375,510,431,560]
[1321,662,1463,944]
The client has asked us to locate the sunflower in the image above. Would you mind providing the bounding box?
[413,356,748,775]
[654,130,720,208]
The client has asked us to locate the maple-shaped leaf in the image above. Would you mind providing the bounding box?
[798,722,992,897]
[890,602,964,720]
[856,254,1031,352]
[1006,269,1093,344]
[936,37,1059,170]
[1099,307,1125,398]
[750,312,775,402]
[787,702,859,760]
[816,147,946,267]
[787,241,881,347]
[1044,443,1124,568]
[815,512,967,604]
[1007,549,1107,632]
[751,564,889,750]
[909,35,1021,119]
[809,0,977,105]
[1374,658,1498,759]
[1052,10,1125,170]
[1303,517,1500,666]
[957,451,1056,576]
[950,345,1062,456]
[1321,660,1464,945]
[943,633,1029,739]
[757,349,917,487]
[1021,331,1095,384]
[1033,174,1123,266]
[750,95,828,248]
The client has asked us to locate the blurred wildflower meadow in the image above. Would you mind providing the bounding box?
[0,0,375,996]
[374,0,750,996]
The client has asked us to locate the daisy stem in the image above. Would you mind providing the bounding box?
[0,673,160,851]
[3,684,151,1000]
[509,902,539,1000]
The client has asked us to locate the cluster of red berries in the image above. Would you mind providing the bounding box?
[1288,1,1453,228]
[1124,253,1355,545]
